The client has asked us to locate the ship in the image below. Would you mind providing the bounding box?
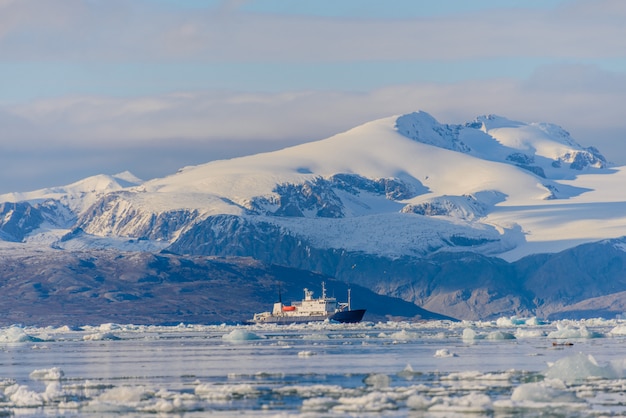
[249,282,366,324]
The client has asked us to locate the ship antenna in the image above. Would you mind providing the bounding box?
[321,281,326,299]
[278,284,282,304]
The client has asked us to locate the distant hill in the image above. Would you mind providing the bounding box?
[0,250,451,327]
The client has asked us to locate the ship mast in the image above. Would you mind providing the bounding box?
[348,288,351,311]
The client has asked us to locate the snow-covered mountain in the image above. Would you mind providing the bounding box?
[0,171,143,245]
[2,110,626,320]
[7,110,615,259]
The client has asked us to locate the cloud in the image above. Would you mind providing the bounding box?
[0,1,625,193]
[0,0,624,62]
[2,62,625,190]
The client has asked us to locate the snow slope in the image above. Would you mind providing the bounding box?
[1,111,623,261]
[0,171,143,214]
[135,111,618,260]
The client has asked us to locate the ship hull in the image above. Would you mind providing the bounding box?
[249,309,366,325]
[330,309,366,323]
[251,315,329,325]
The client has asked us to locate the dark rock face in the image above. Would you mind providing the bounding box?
[250,174,418,218]
[76,192,200,240]
[0,200,74,242]
[396,112,471,153]
[0,251,450,326]
[560,148,607,170]
[167,217,626,320]
[0,202,43,241]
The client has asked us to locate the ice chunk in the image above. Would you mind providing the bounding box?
[496,316,547,326]
[29,367,65,381]
[4,384,44,407]
[83,332,121,341]
[515,328,546,338]
[609,325,626,335]
[510,379,580,403]
[544,353,617,381]
[44,381,70,403]
[301,396,340,412]
[462,328,481,341]
[363,373,390,388]
[525,317,548,326]
[142,397,187,413]
[221,329,265,342]
[98,323,122,332]
[496,316,526,326]
[434,348,457,358]
[97,386,150,403]
[547,324,603,339]
[428,393,492,413]
[389,329,419,340]
[0,326,42,343]
[194,383,260,400]
[397,364,420,380]
[485,331,516,340]
[333,392,396,413]
[298,350,316,357]
[406,394,433,410]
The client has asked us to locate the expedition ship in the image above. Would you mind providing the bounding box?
[250,282,366,324]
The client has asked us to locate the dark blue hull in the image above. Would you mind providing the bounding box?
[329,309,366,323]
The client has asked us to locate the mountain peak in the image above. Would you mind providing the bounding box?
[395,111,470,153]
[112,171,144,187]
[473,114,524,130]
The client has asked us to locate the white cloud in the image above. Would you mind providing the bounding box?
[0,0,624,62]
[0,1,625,193]
[2,62,625,159]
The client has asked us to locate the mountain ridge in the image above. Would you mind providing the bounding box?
[1,110,626,321]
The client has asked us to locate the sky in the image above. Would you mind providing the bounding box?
[1,0,625,194]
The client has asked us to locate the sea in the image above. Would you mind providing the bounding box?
[2,317,626,416]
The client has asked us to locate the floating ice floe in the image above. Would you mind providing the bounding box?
[434,348,457,358]
[194,383,260,401]
[83,332,121,341]
[97,386,151,403]
[332,391,397,413]
[495,316,548,327]
[510,379,580,403]
[462,328,515,341]
[544,353,618,381]
[0,326,42,343]
[3,384,45,407]
[609,324,626,335]
[485,331,516,340]
[363,373,390,388]
[547,324,604,339]
[4,320,626,415]
[29,367,65,381]
[397,364,420,380]
[493,378,587,414]
[514,328,546,338]
[388,329,419,341]
[462,328,480,341]
[221,329,265,342]
[427,393,493,414]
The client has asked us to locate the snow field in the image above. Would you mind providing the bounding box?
[3,111,625,263]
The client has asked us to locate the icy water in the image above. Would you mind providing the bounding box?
[3,319,626,416]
